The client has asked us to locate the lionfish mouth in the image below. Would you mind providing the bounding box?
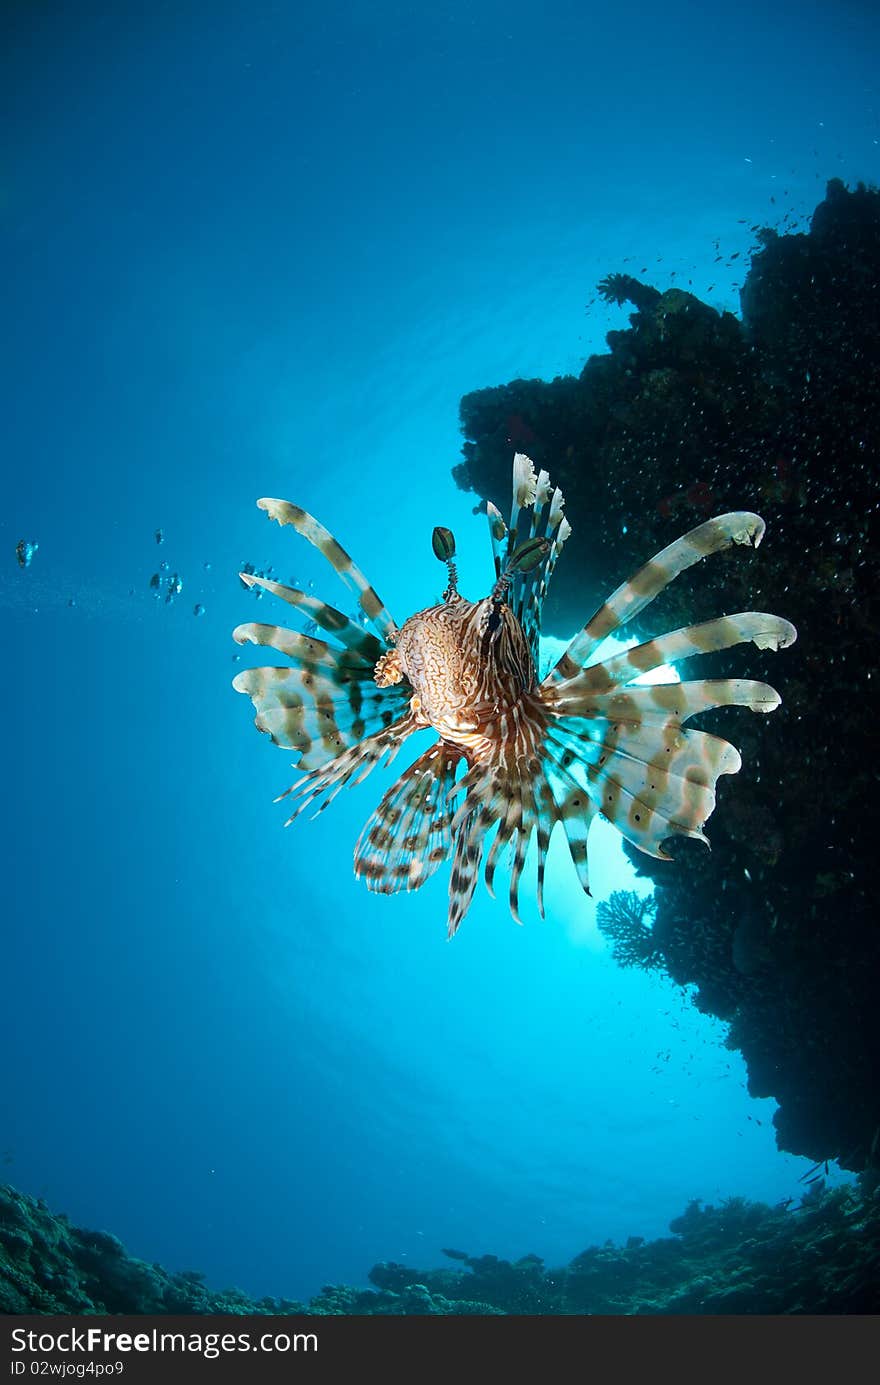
[232,453,796,937]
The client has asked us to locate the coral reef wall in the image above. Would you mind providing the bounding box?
[3,1181,879,1315]
[454,181,880,1173]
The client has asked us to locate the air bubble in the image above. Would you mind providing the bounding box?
[16,539,38,569]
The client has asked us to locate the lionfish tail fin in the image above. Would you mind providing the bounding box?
[491,454,572,664]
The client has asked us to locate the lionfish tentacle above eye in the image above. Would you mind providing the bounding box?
[486,502,508,581]
[233,454,796,939]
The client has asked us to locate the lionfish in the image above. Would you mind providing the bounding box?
[232,455,796,937]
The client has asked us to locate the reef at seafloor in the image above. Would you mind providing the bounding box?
[454,178,880,1178]
[2,1179,880,1315]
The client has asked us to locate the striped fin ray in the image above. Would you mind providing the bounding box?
[508,451,542,540]
[532,774,557,918]
[448,766,529,931]
[233,621,376,671]
[256,498,398,641]
[275,711,421,823]
[501,454,572,664]
[481,789,524,909]
[540,745,601,896]
[544,718,740,857]
[447,812,486,938]
[556,613,797,697]
[446,748,579,928]
[515,480,571,662]
[454,747,601,919]
[547,677,783,722]
[508,774,539,923]
[354,744,462,895]
[238,573,385,661]
[232,622,411,772]
[232,666,410,769]
[547,512,767,684]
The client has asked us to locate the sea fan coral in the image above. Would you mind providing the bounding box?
[595,889,661,969]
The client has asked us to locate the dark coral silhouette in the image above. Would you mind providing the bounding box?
[455,180,880,1175]
[596,890,661,969]
[4,1180,879,1315]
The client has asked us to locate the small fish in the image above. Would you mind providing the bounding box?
[799,1161,824,1183]
[233,455,796,937]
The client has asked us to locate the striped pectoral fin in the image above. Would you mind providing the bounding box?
[546,717,742,859]
[548,512,770,681]
[232,624,411,770]
[564,613,797,696]
[482,793,522,905]
[447,752,575,926]
[541,749,600,897]
[255,498,398,642]
[532,776,557,919]
[476,766,541,925]
[548,677,783,724]
[448,760,539,924]
[354,744,462,896]
[232,620,376,671]
[233,668,409,767]
[507,774,540,925]
[237,574,385,662]
[276,710,421,824]
[447,813,486,938]
[443,758,538,934]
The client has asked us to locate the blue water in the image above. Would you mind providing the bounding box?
[2,1,876,1302]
